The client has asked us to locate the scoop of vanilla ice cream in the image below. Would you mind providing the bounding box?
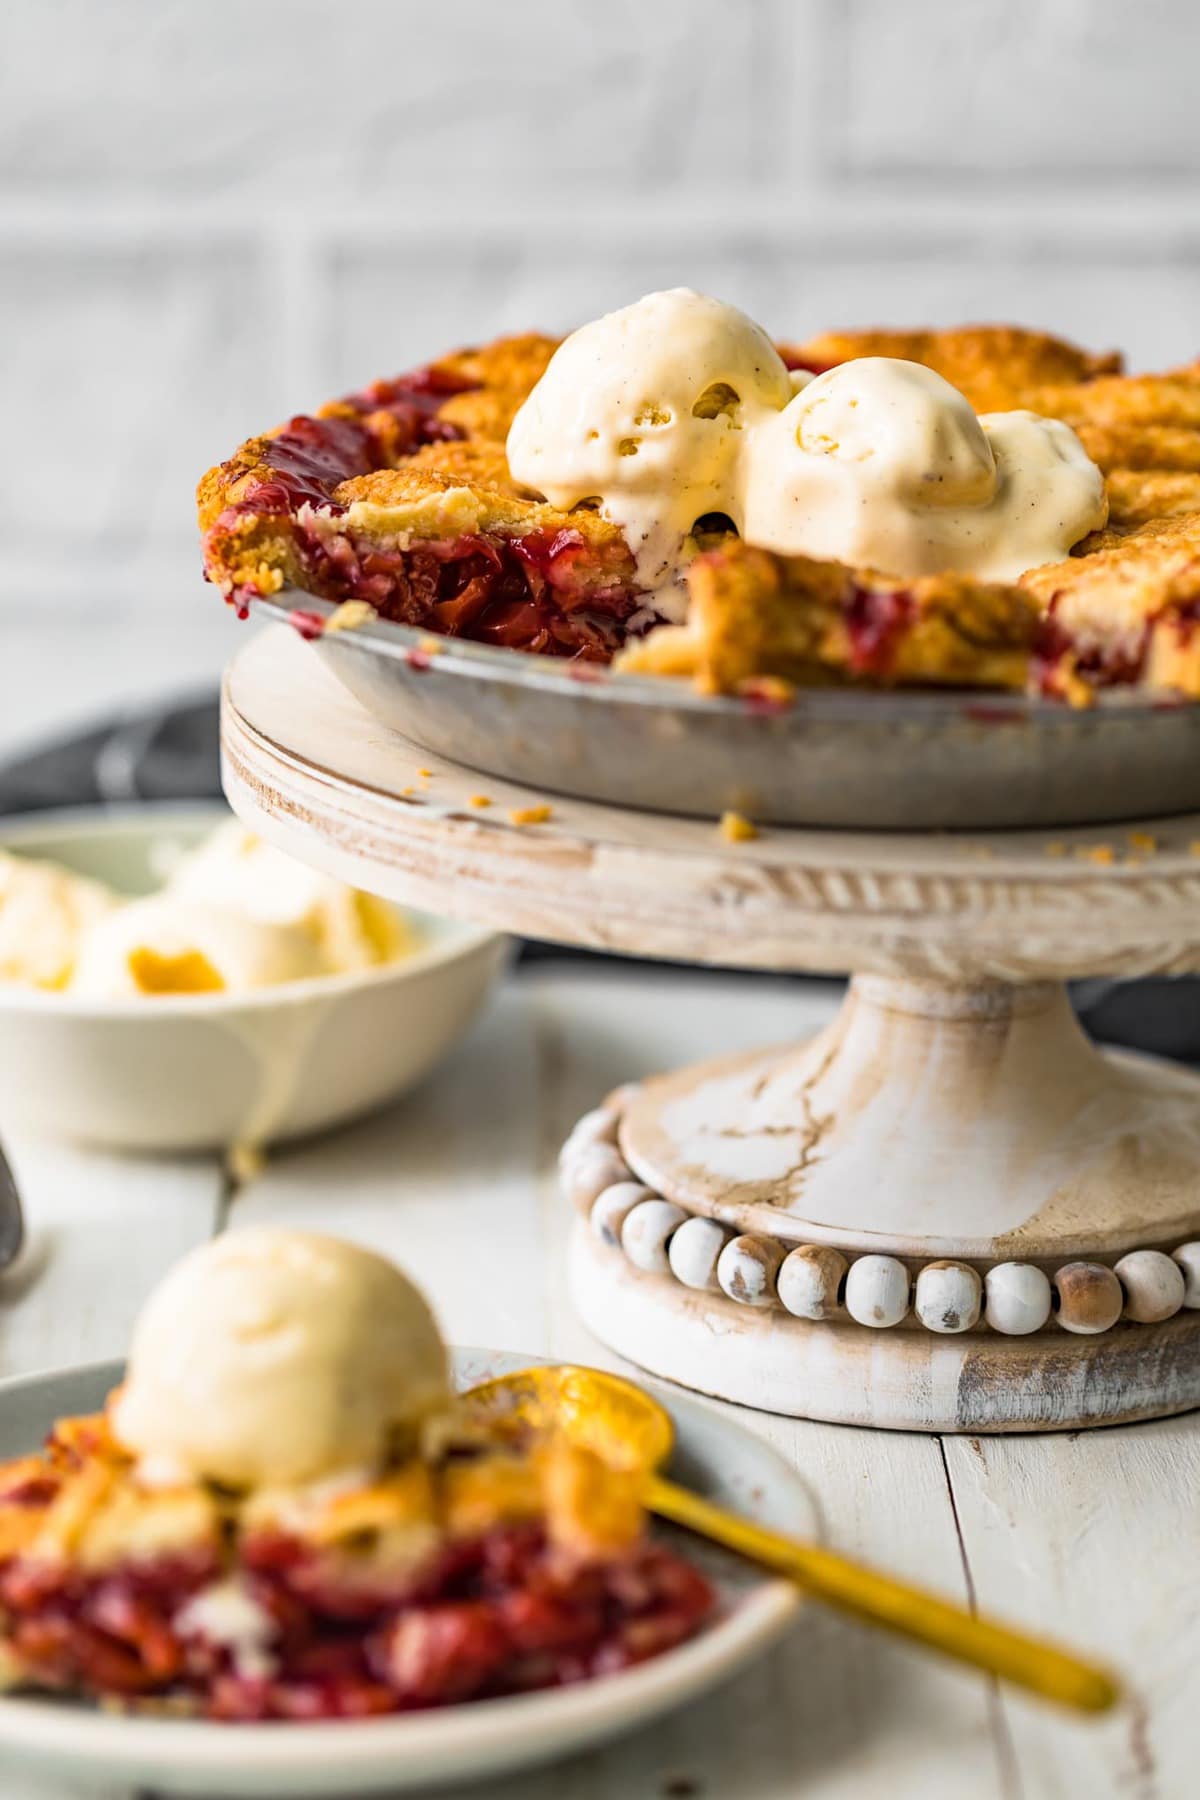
[508,295,1106,594]
[791,357,998,506]
[741,358,1107,581]
[506,288,794,590]
[976,408,1109,572]
[0,852,119,990]
[111,1229,451,1488]
[167,824,413,973]
[70,896,327,998]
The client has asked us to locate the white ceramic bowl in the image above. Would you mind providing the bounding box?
[0,805,509,1153]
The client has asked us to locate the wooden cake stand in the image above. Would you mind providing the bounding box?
[222,627,1200,1433]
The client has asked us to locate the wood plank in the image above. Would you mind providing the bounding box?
[944,1420,1199,1799]
[0,1140,221,1798]
[8,1777,130,1800]
[0,1133,221,1380]
[228,967,1009,1796]
[521,968,1005,1800]
[231,984,548,1356]
[5,966,1186,1798]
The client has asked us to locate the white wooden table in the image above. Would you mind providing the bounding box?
[2,964,1193,1800]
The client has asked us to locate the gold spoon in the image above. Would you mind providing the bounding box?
[462,1363,1120,1716]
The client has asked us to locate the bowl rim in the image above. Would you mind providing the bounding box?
[0,801,507,1021]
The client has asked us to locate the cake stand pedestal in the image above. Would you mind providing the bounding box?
[221,627,1200,1432]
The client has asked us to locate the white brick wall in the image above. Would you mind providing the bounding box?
[3,0,1199,733]
[841,1,1200,176]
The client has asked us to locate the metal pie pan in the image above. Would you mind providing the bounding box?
[253,594,1200,830]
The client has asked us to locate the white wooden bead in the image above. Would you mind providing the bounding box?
[777,1245,847,1321]
[717,1234,785,1308]
[621,1198,687,1274]
[589,1182,654,1249]
[562,1143,630,1216]
[558,1107,618,1169]
[984,1263,1052,1336]
[559,1135,618,1186]
[1172,1242,1200,1309]
[844,1255,910,1329]
[914,1261,982,1334]
[1053,1262,1123,1335]
[668,1215,731,1290]
[1115,1249,1186,1323]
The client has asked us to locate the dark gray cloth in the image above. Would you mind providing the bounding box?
[0,699,1195,1060]
[0,697,220,815]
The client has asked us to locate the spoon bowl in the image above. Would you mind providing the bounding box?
[459,1363,674,1473]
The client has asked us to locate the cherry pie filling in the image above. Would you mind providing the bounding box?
[838,579,1185,694]
[0,1429,715,1721]
[842,586,916,677]
[1032,611,1154,695]
[288,523,644,660]
[204,364,649,661]
[0,1525,711,1721]
[840,586,1139,691]
[203,352,1200,692]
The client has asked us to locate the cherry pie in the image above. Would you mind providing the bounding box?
[199,325,1200,701]
[0,1395,712,1720]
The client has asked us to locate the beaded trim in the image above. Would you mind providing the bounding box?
[560,1097,1200,1337]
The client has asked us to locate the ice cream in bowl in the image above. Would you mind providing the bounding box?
[0,806,507,1152]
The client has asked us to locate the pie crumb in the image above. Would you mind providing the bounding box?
[1127,831,1158,853]
[417,635,444,655]
[720,811,759,843]
[1076,844,1116,865]
[1191,840,1200,857]
[468,794,493,809]
[323,599,375,635]
[509,804,553,826]
[227,1142,266,1184]
[1044,842,1067,857]
[418,768,434,779]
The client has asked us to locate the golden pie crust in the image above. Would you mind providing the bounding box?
[198,324,1200,701]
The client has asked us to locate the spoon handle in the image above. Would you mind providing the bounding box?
[648,1474,1119,1715]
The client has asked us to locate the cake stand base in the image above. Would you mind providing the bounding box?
[564,975,1200,1432]
[569,1230,1200,1432]
[221,632,1200,1433]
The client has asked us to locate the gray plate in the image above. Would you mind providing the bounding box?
[0,1350,809,1797]
[253,594,1200,831]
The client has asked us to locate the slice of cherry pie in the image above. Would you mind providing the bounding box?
[0,1396,712,1720]
[198,335,646,661]
[199,318,1200,701]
